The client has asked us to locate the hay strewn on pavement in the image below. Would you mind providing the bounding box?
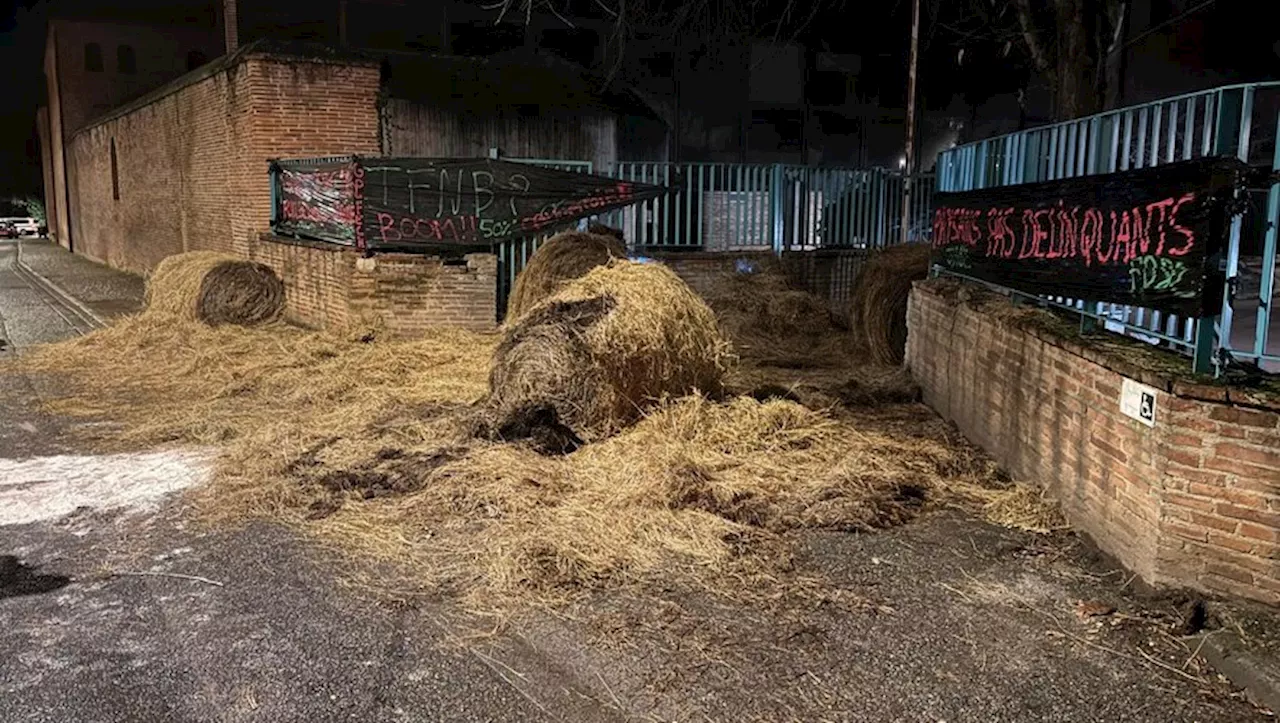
[1,251,1061,613]
[12,314,494,449]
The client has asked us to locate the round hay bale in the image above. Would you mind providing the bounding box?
[505,231,626,322]
[846,244,932,365]
[587,223,625,244]
[488,260,733,444]
[146,251,285,326]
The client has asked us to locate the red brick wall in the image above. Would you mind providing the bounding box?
[66,49,381,274]
[70,72,235,272]
[349,252,498,334]
[227,56,382,256]
[249,237,355,330]
[253,236,498,335]
[1158,397,1280,602]
[907,280,1280,605]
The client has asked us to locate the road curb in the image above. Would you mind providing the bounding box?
[1194,630,1280,715]
[13,240,106,330]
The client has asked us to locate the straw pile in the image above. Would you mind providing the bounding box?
[846,244,933,365]
[209,393,965,607]
[702,257,858,369]
[505,231,626,321]
[3,257,1064,612]
[487,260,733,445]
[146,251,285,326]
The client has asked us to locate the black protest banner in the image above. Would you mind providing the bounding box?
[272,158,668,251]
[930,156,1248,317]
[275,162,359,244]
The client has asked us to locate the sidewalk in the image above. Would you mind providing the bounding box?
[15,239,145,322]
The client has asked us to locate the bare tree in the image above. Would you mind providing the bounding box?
[941,0,1127,121]
[470,0,848,80]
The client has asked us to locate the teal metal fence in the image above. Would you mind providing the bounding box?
[494,157,934,319]
[511,161,934,252]
[936,82,1280,374]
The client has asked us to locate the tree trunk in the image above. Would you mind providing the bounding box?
[1053,0,1099,120]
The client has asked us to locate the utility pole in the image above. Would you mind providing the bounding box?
[899,0,920,246]
[223,0,238,54]
[339,0,348,46]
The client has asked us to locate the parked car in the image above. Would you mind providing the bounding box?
[0,222,17,239]
[0,217,39,236]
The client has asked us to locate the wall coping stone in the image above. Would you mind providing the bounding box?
[74,39,381,138]
[917,277,1280,413]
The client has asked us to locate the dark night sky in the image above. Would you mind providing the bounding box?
[0,1,1274,199]
[0,0,963,199]
[1,0,48,197]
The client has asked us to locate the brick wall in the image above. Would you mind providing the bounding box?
[249,237,355,330]
[66,45,381,274]
[70,71,235,271]
[253,236,498,335]
[227,55,381,256]
[907,280,1280,605]
[349,253,498,334]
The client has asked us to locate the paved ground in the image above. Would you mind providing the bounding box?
[1,242,1277,721]
[14,239,145,322]
[0,241,92,351]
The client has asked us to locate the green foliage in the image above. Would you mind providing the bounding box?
[8,196,45,224]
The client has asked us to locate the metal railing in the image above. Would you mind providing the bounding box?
[493,157,933,320]
[936,82,1280,374]
[508,158,933,251]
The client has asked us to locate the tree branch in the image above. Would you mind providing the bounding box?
[1011,0,1052,75]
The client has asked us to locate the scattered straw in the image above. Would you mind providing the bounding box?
[204,394,958,609]
[1,253,1063,614]
[9,313,495,449]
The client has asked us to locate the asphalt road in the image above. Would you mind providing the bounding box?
[0,241,89,351]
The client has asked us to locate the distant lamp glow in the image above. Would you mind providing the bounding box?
[898,156,907,169]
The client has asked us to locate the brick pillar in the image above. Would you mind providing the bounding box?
[223,0,238,53]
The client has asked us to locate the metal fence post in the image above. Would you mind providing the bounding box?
[1194,87,1251,374]
[770,164,785,254]
[1254,111,1280,362]
[268,161,280,230]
